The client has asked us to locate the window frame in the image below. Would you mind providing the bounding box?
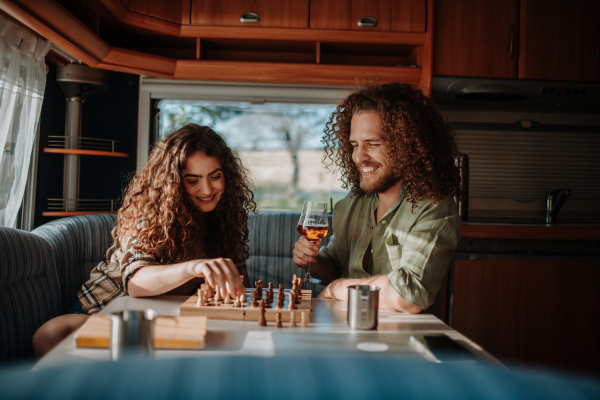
[137,78,351,171]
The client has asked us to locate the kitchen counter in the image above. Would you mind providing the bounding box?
[461,221,600,241]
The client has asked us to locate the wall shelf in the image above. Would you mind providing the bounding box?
[43,148,129,157]
[43,136,127,216]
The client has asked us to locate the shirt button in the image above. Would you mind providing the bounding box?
[370,249,374,254]
[382,220,387,224]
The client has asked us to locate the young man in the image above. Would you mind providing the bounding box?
[293,83,462,314]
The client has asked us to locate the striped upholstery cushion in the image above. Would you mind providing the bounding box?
[0,228,61,362]
[32,214,117,314]
[247,212,332,297]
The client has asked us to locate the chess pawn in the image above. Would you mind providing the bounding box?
[197,289,205,306]
[240,292,247,303]
[275,312,282,328]
[288,292,296,310]
[300,311,309,328]
[251,290,258,307]
[289,311,297,327]
[233,296,241,307]
[275,296,283,309]
[223,292,232,304]
[258,300,267,326]
[268,288,274,304]
[214,285,222,301]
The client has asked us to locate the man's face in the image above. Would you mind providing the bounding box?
[349,111,401,195]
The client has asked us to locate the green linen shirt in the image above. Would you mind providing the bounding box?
[322,186,462,309]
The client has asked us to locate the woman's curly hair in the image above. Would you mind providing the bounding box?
[109,124,257,265]
[322,83,462,206]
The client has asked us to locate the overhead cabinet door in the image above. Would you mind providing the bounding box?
[191,0,309,28]
[309,0,426,32]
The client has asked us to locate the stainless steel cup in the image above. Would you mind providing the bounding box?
[110,309,157,361]
[347,285,380,330]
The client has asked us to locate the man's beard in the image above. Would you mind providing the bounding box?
[359,165,401,194]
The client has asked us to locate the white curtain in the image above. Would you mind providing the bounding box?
[0,15,50,228]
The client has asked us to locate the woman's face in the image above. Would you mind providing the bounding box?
[182,151,225,213]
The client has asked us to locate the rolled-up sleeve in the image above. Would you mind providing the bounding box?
[118,249,160,293]
[323,191,461,310]
[387,212,461,309]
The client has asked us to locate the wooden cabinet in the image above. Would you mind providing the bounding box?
[433,0,519,78]
[3,0,434,89]
[309,0,426,32]
[190,0,309,28]
[452,258,600,375]
[123,0,188,24]
[434,0,600,82]
[519,0,600,82]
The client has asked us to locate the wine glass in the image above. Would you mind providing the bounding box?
[297,200,329,283]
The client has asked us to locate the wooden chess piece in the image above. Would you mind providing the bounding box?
[295,277,302,302]
[288,292,296,310]
[224,292,232,304]
[256,280,263,299]
[240,291,247,303]
[275,296,283,309]
[275,312,282,328]
[214,284,222,301]
[289,311,297,327]
[300,311,309,328]
[233,296,241,307]
[251,290,258,307]
[258,299,267,326]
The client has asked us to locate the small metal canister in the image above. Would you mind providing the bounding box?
[110,309,157,361]
[347,285,380,330]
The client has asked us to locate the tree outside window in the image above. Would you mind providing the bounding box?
[158,100,346,211]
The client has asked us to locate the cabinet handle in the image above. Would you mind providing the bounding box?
[509,24,515,58]
[357,17,378,28]
[240,12,260,24]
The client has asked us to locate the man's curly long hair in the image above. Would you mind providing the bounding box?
[323,83,462,206]
[109,124,257,265]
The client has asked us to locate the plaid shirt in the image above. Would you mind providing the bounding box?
[78,244,159,314]
[77,242,250,314]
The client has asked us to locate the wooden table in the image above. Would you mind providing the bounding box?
[34,295,500,370]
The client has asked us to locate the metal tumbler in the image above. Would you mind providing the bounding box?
[347,285,380,330]
[110,309,157,361]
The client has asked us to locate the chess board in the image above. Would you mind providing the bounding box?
[180,287,312,322]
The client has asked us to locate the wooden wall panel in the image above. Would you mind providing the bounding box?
[453,259,600,374]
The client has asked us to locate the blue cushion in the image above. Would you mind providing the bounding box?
[32,214,117,314]
[0,228,61,362]
[1,354,599,399]
[247,212,332,296]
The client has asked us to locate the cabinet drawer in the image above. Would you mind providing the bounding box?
[191,0,309,28]
[310,0,426,32]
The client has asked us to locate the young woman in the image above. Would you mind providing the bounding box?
[33,124,257,357]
